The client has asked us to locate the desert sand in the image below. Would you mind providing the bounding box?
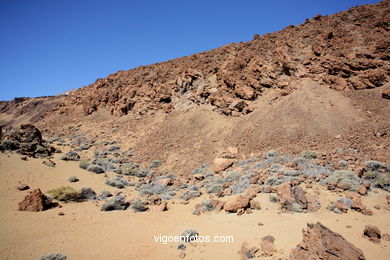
[0,152,389,260]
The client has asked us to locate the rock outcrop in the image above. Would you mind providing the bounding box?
[0,124,54,157]
[290,222,365,260]
[18,188,49,212]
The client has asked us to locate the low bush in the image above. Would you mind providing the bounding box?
[47,186,80,202]
[131,198,148,212]
[36,253,67,260]
[79,159,90,169]
[101,196,127,211]
[105,176,130,189]
[80,187,96,200]
[301,150,318,159]
[87,164,105,174]
[180,229,199,242]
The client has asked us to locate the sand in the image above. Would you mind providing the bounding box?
[0,152,389,260]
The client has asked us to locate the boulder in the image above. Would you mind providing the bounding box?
[212,158,233,173]
[290,222,365,260]
[18,188,48,212]
[363,225,381,243]
[224,194,250,213]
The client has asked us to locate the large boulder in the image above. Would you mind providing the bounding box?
[18,188,49,212]
[290,222,365,260]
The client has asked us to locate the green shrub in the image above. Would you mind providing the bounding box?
[47,186,80,202]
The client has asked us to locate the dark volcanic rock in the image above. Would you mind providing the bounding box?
[1,124,54,157]
[290,222,365,260]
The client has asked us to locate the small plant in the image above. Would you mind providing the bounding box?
[98,190,113,200]
[264,150,279,159]
[47,186,80,202]
[364,160,389,172]
[87,164,105,174]
[231,178,250,194]
[1,140,19,150]
[301,150,318,159]
[80,187,96,200]
[79,159,90,169]
[205,183,223,194]
[36,253,67,260]
[150,160,161,168]
[180,190,201,200]
[180,229,199,242]
[68,176,79,182]
[105,176,130,189]
[60,150,80,161]
[131,198,148,212]
[101,196,127,211]
[321,170,362,191]
[269,195,278,203]
[201,200,215,212]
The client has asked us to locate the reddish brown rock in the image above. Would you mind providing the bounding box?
[382,233,390,241]
[18,188,48,212]
[357,185,367,195]
[351,200,373,215]
[290,222,365,260]
[212,158,233,173]
[382,88,390,100]
[224,194,250,213]
[260,235,277,256]
[363,225,381,243]
[249,199,261,210]
[239,242,258,260]
[159,201,168,211]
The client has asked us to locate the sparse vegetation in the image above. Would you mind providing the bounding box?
[47,186,80,202]
[79,159,90,169]
[105,176,130,189]
[101,196,127,211]
[131,198,148,212]
[87,164,105,174]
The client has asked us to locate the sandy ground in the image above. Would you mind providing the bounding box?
[0,152,389,260]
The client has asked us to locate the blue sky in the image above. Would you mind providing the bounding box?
[0,0,380,100]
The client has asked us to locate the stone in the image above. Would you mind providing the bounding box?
[363,225,381,243]
[290,222,365,260]
[159,201,168,211]
[382,233,390,241]
[260,235,277,256]
[357,185,367,195]
[213,158,233,173]
[18,188,48,212]
[17,183,30,191]
[224,194,250,213]
[249,199,261,210]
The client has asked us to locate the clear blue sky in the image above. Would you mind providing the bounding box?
[0,0,380,101]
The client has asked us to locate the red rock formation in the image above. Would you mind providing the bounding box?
[18,188,49,212]
[290,222,365,260]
